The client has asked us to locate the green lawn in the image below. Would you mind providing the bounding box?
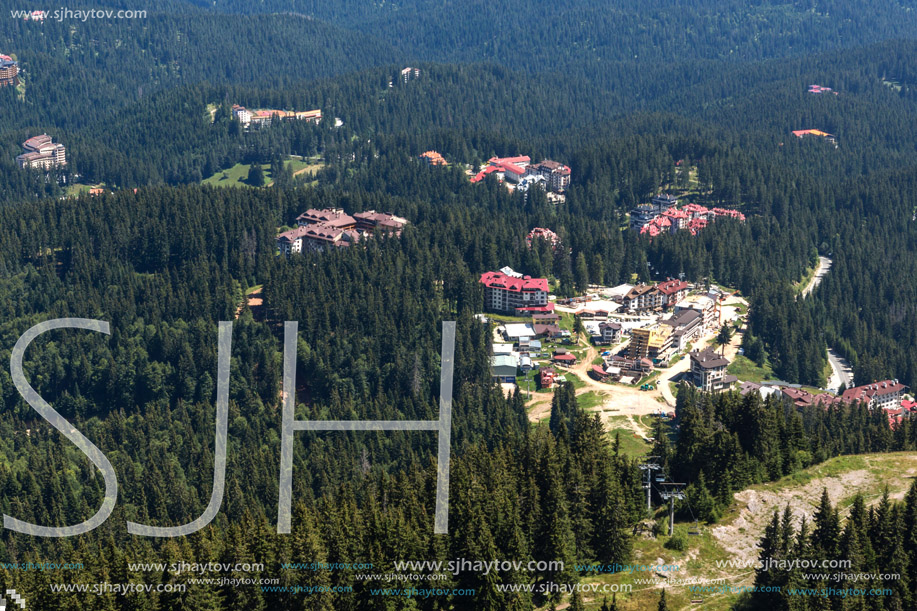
[576,391,606,410]
[608,427,651,457]
[202,162,269,188]
[202,157,323,188]
[726,355,774,383]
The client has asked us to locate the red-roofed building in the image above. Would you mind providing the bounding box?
[688,217,708,235]
[552,353,577,366]
[540,367,556,389]
[420,150,447,166]
[471,156,531,184]
[711,208,746,221]
[682,203,710,219]
[480,271,549,314]
[781,387,843,409]
[661,208,689,231]
[353,210,409,233]
[640,224,662,237]
[656,279,689,308]
[841,380,907,411]
[526,227,560,250]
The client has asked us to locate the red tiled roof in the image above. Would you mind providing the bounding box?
[841,380,906,403]
[479,271,549,293]
[657,279,688,295]
[516,303,555,313]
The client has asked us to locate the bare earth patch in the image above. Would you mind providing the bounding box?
[712,453,917,567]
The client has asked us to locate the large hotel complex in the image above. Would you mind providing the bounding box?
[232,105,322,128]
[16,135,67,169]
[277,208,408,254]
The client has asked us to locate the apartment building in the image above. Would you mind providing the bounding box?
[16,134,66,169]
[0,54,18,87]
[674,294,720,329]
[627,324,673,362]
[689,347,736,392]
[656,279,689,308]
[597,321,623,345]
[663,309,703,351]
[353,210,409,234]
[621,283,660,312]
[841,380,907,411]
[480,271,549,315]
[525,159,571,192]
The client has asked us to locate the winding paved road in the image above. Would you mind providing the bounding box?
[800,256,832,299]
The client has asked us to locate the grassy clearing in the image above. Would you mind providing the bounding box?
[202,157,323,188]
[726,355,774,383]
[576,391,606,410]
[607,426,651,457]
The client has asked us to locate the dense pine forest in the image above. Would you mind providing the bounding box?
[1,0,917,609]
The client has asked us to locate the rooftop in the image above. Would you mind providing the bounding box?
[690,347,729,369]
[480,271,549,293]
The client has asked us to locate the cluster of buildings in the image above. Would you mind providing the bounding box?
[490,314,576,386]
[591,355,655,383]
[470,156,571,193]
[632,195,746,237]
[419,151,447,166]
[741,378,911,426]
[276,208,408,254]
[231,105,322,129]
[0,54,19,87]
[792,129,836,145]
[525,227,560,250]
[808,84,837,95]
[16,134,66,169]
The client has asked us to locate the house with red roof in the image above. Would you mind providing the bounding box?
[540,367,556,389]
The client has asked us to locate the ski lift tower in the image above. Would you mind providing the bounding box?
[658,482,687,536]
[638,456,661,516]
